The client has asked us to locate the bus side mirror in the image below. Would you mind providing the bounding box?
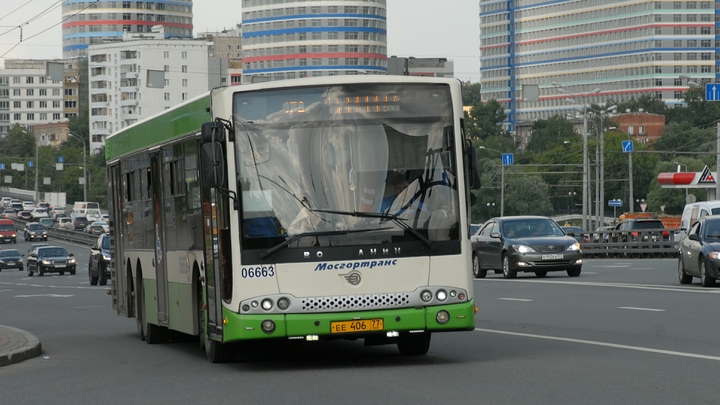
[201,143,225,188]
[201,121,225,144]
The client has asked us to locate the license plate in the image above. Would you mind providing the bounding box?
[330,319,384,334]
[7,262,14,266]
[541,254,563,260]
[55,264,66,268]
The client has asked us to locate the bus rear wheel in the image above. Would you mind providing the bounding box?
[397,332,431,356]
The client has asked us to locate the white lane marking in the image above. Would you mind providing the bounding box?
[498,298,533,302]
[618,307,665,312]
[15,294,74,298]
[0,281,103,290]
[478,278,719,294]
[475,328,720,362]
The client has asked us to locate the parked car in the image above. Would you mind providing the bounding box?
[0,248,23,271]
[17,211,32,220]
[72,216,89,231]
[89,233,111,285]
[678,216,720,287]
[26,246,76,277]
[561,225,588,243]
[56,217,74,230]
[38,218,53,228]
[23,222,48,241]
[471,216,583,279]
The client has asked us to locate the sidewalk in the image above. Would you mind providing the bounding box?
[0,324,42,366]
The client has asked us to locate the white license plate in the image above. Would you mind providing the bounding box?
[7,262,15,266]
[541,254,563,260]
[55,264,66,268]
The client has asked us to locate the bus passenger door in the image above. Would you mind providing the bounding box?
[150,153,169,326]
[108,164,127,316]
[201,188,223,339]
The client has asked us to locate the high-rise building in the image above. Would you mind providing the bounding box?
[0,60,65,136]
[61,0,194,59]
[479,0,713,131]
[241,0,388,83]
[87,28,227,154]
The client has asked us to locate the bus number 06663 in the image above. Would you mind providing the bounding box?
[241,266,275,279]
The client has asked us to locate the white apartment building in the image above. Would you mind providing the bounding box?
[87,29,227,154]
[0,60,65,137]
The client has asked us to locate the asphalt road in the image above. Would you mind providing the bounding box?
[1,256,718,405]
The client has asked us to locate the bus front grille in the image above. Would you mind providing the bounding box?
[301,293,411,312]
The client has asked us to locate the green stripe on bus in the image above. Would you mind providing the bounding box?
[105,94,212,161]
[221,301,476,343]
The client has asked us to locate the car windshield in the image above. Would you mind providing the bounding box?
[704,221,720,239]
[38,248,68,257]
[0,250,19,257]
[0,224,14,231]
[101,236,110,249]
[28,224,44,230]
[503,218,564,238]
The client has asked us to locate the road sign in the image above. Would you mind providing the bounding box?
[706,83,720,101]
[622,140,633,153]
[0,164,4,170]
[608,200,623,207]
[58,156,64,163]
[27,161,33,168]
[502,153,514,165]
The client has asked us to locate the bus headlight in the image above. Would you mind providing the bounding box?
[277,297,290,310]
[436,290,447,301]
[420,290,432,302]
[435,310,450,325]
[261,299,273,310]
[261,320,275,334]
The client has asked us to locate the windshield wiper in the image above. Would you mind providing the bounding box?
[313,209,434,251]
[259,228,384,259]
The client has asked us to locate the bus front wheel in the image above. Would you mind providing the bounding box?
[397,332,431,356]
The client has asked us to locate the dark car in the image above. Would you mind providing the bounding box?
[73,216,89,231]
[471,216,583,279]
[89,233,111,285]
[26,246,76,277]
[0,249,23,271]
[678,216,720,287]
[611,218,669,243]
[23,222,48,241]
[561,226,587,243]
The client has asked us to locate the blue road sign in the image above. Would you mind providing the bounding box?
[706,83,720,101]
[58,156,64,163]
[0,164,4,170]
[502,153,514,165]
[622,140,633,153]
[27,161,33,168]
[608,200,623,207]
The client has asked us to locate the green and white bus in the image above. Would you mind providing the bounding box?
[108,76,481,362]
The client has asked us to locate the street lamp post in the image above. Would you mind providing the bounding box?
[478,146,505,216]
[66,131,87,202]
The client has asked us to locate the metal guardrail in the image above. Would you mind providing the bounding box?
[576,228,680,258]
[13,218,98,247]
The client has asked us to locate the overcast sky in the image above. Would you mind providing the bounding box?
[0,0,480,82]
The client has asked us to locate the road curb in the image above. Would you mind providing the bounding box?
[0,325,42,367]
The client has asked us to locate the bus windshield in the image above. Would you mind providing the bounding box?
[233,83,460,250]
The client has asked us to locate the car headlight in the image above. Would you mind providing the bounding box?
[708,251,720,260]
[68,258,76,264]
[512,244,536,253]
[102,253,111,260]
[566,242,581,251]
[41,259,52,265]
[0,260,5,264]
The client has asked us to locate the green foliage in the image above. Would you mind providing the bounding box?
[0,125,36,158]
[465,99,510,141]
[504,174,553,216]
[526,115,579,153]
[461,82,481,106]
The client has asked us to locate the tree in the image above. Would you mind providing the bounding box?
[0,124,35,158]
[652,121,715,155]
[504,174,553,216]
[526,115,579,153]
[466,99,509,141]
[461,82,481,106]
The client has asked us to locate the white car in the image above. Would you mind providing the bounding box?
[56,217,74,230]
[86,221,109,234]
[31,208,49,221]
[22,201,35,210]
